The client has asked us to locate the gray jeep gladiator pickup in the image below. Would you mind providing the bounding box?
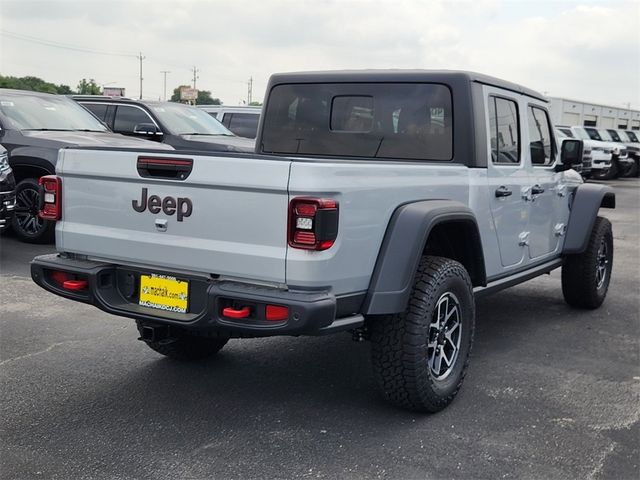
[31,71,615,412]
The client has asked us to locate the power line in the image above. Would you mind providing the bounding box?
[0,29,138,58]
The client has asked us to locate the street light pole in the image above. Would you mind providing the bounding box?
[161,70,171,101]
[138,52,145,99]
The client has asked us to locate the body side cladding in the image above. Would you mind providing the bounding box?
[563,183,615,254]
[363,200,486,315]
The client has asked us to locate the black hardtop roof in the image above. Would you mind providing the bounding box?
[267,69,547,102]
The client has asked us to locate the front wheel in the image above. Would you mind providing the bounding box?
[11,178,55,243]
[370,256,475,412]
[562,216,613,309]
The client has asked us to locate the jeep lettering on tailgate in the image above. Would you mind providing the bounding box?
[132,187,193,221]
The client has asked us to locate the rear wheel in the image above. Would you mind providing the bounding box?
[136,321,228,361]
[562,216,613,309]
[11,178,55,243]
[370,256,475,412]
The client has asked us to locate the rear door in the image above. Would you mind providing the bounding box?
[485,88,531,268]
[113,105,159,136]
[526,104,563,259]
[57,149,291,284]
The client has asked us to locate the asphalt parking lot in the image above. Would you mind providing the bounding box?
[1,178,638,480]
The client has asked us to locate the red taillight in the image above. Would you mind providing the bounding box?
[63,279,88,291]
[51,270,70,285]
[265,305,289,321]
[222,306,251,319]
[38,175,62,221]
[288,197,338,251]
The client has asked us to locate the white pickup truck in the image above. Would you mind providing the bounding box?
[31,71,615,412]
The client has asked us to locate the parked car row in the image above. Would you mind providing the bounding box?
[0,88,256,243]
[556,125,640,180]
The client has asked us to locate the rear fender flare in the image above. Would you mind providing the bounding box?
[363,200,485,315]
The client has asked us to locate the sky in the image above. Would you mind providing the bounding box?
[0,0,638,107]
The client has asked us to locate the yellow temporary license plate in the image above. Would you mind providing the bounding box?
[139,274,189,313]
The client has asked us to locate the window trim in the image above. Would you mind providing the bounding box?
[488,94,521,166]
[527,103,557,168]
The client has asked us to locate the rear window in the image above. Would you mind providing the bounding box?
[261,83,453,161]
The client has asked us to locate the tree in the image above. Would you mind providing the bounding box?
[56,84,74,95]
[249,101,262,106]
[76,78,102,95]
[0,74,77,95]
[196,90,221,105]
[0,74,60,94]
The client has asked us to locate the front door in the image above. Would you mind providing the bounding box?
[486,92,531,268]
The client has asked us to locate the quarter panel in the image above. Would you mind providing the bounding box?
[286,161,474,295]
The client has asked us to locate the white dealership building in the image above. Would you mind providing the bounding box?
[548,97,640,130]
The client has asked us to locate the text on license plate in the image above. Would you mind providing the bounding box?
[139,274,189,313]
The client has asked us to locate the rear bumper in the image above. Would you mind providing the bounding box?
[31,254,363,337]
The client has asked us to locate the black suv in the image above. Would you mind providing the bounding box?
[73,96,255,152]
[0,89,172,243]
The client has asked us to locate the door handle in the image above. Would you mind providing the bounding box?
[495,186,513,198]
[531,184,545,195]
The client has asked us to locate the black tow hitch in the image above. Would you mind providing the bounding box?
[138,324,174,344]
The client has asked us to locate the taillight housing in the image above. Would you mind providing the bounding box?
[38,175,62,221]
[288,197,338,251]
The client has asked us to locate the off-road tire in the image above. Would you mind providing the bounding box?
[11,178,55,244]
[623,158,639,178]
[562,216,613,309]
[370,256,475,412]
[136,321,228,361]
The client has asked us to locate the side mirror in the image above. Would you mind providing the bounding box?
[133,123,162,136]
[560,139,583,166]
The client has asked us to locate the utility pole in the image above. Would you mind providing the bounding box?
[247,76,253,105]
[138,52,145,99]
[160,70,170,101]
[192,66,199,90]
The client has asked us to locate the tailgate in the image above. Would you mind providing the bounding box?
[57,149,291,284]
